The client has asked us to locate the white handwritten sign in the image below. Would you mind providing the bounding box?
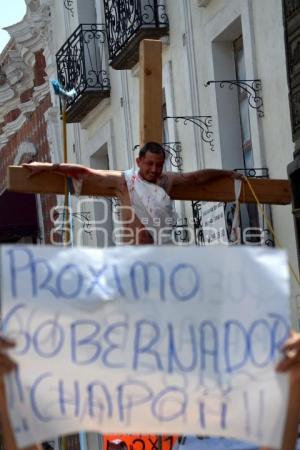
[0,245,290,449]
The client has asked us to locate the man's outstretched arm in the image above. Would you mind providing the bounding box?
[23,162,123,196]
[167,169,243,189]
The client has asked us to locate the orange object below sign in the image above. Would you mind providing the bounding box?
[103,435,178,450]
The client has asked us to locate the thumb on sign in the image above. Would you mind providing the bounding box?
[0,336,42,450]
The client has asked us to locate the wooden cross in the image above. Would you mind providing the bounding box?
[7,40,290,205]
[5,39,298,450]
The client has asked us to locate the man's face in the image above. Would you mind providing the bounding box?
[136,151,165,183]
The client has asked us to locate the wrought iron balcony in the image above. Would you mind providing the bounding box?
[103,0,169,69]
[56,24,110,123]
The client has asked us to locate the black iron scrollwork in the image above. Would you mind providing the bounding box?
[103,0,169,60]
[164,116,214,151]
[56,24,110,109]
[162,142,183,171]
[205,80,264,117]
[63,0,74,17]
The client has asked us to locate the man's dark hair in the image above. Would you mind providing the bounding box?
[139,142,165,159]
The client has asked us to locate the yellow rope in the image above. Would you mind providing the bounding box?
[243,176,300,287]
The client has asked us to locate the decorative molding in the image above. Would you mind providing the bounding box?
[0,1,52,131]
[5,69,25,87]
[3,113,27,137]
[0,81,50,147]
[2,98,21,114]
[5,1,52,53]
[198,0,211,6]
[13,141,37,164]
[39,0,54,8]
[44,106,61,162]
[0,85,15,104]
[0,134,9,147]
[20,99,36,115]
[33,80,49,103]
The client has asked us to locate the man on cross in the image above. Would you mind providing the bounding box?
[23,141,242,245]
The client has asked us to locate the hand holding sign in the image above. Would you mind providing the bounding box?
[0,336,42,450]
[277,331,300,382]
[0,336,16,375]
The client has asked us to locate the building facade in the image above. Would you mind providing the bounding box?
[0,0,62,245]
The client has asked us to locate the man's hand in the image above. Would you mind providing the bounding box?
[22,162,93,180]
[276,331,300,382]
[23,162,96,195]
[0,337,17,376]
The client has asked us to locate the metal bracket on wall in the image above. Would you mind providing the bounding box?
[63,0,74,16]
[164,116,215,151]
[205,80,264,117]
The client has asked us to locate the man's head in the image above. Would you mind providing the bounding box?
[136,142,165,183]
